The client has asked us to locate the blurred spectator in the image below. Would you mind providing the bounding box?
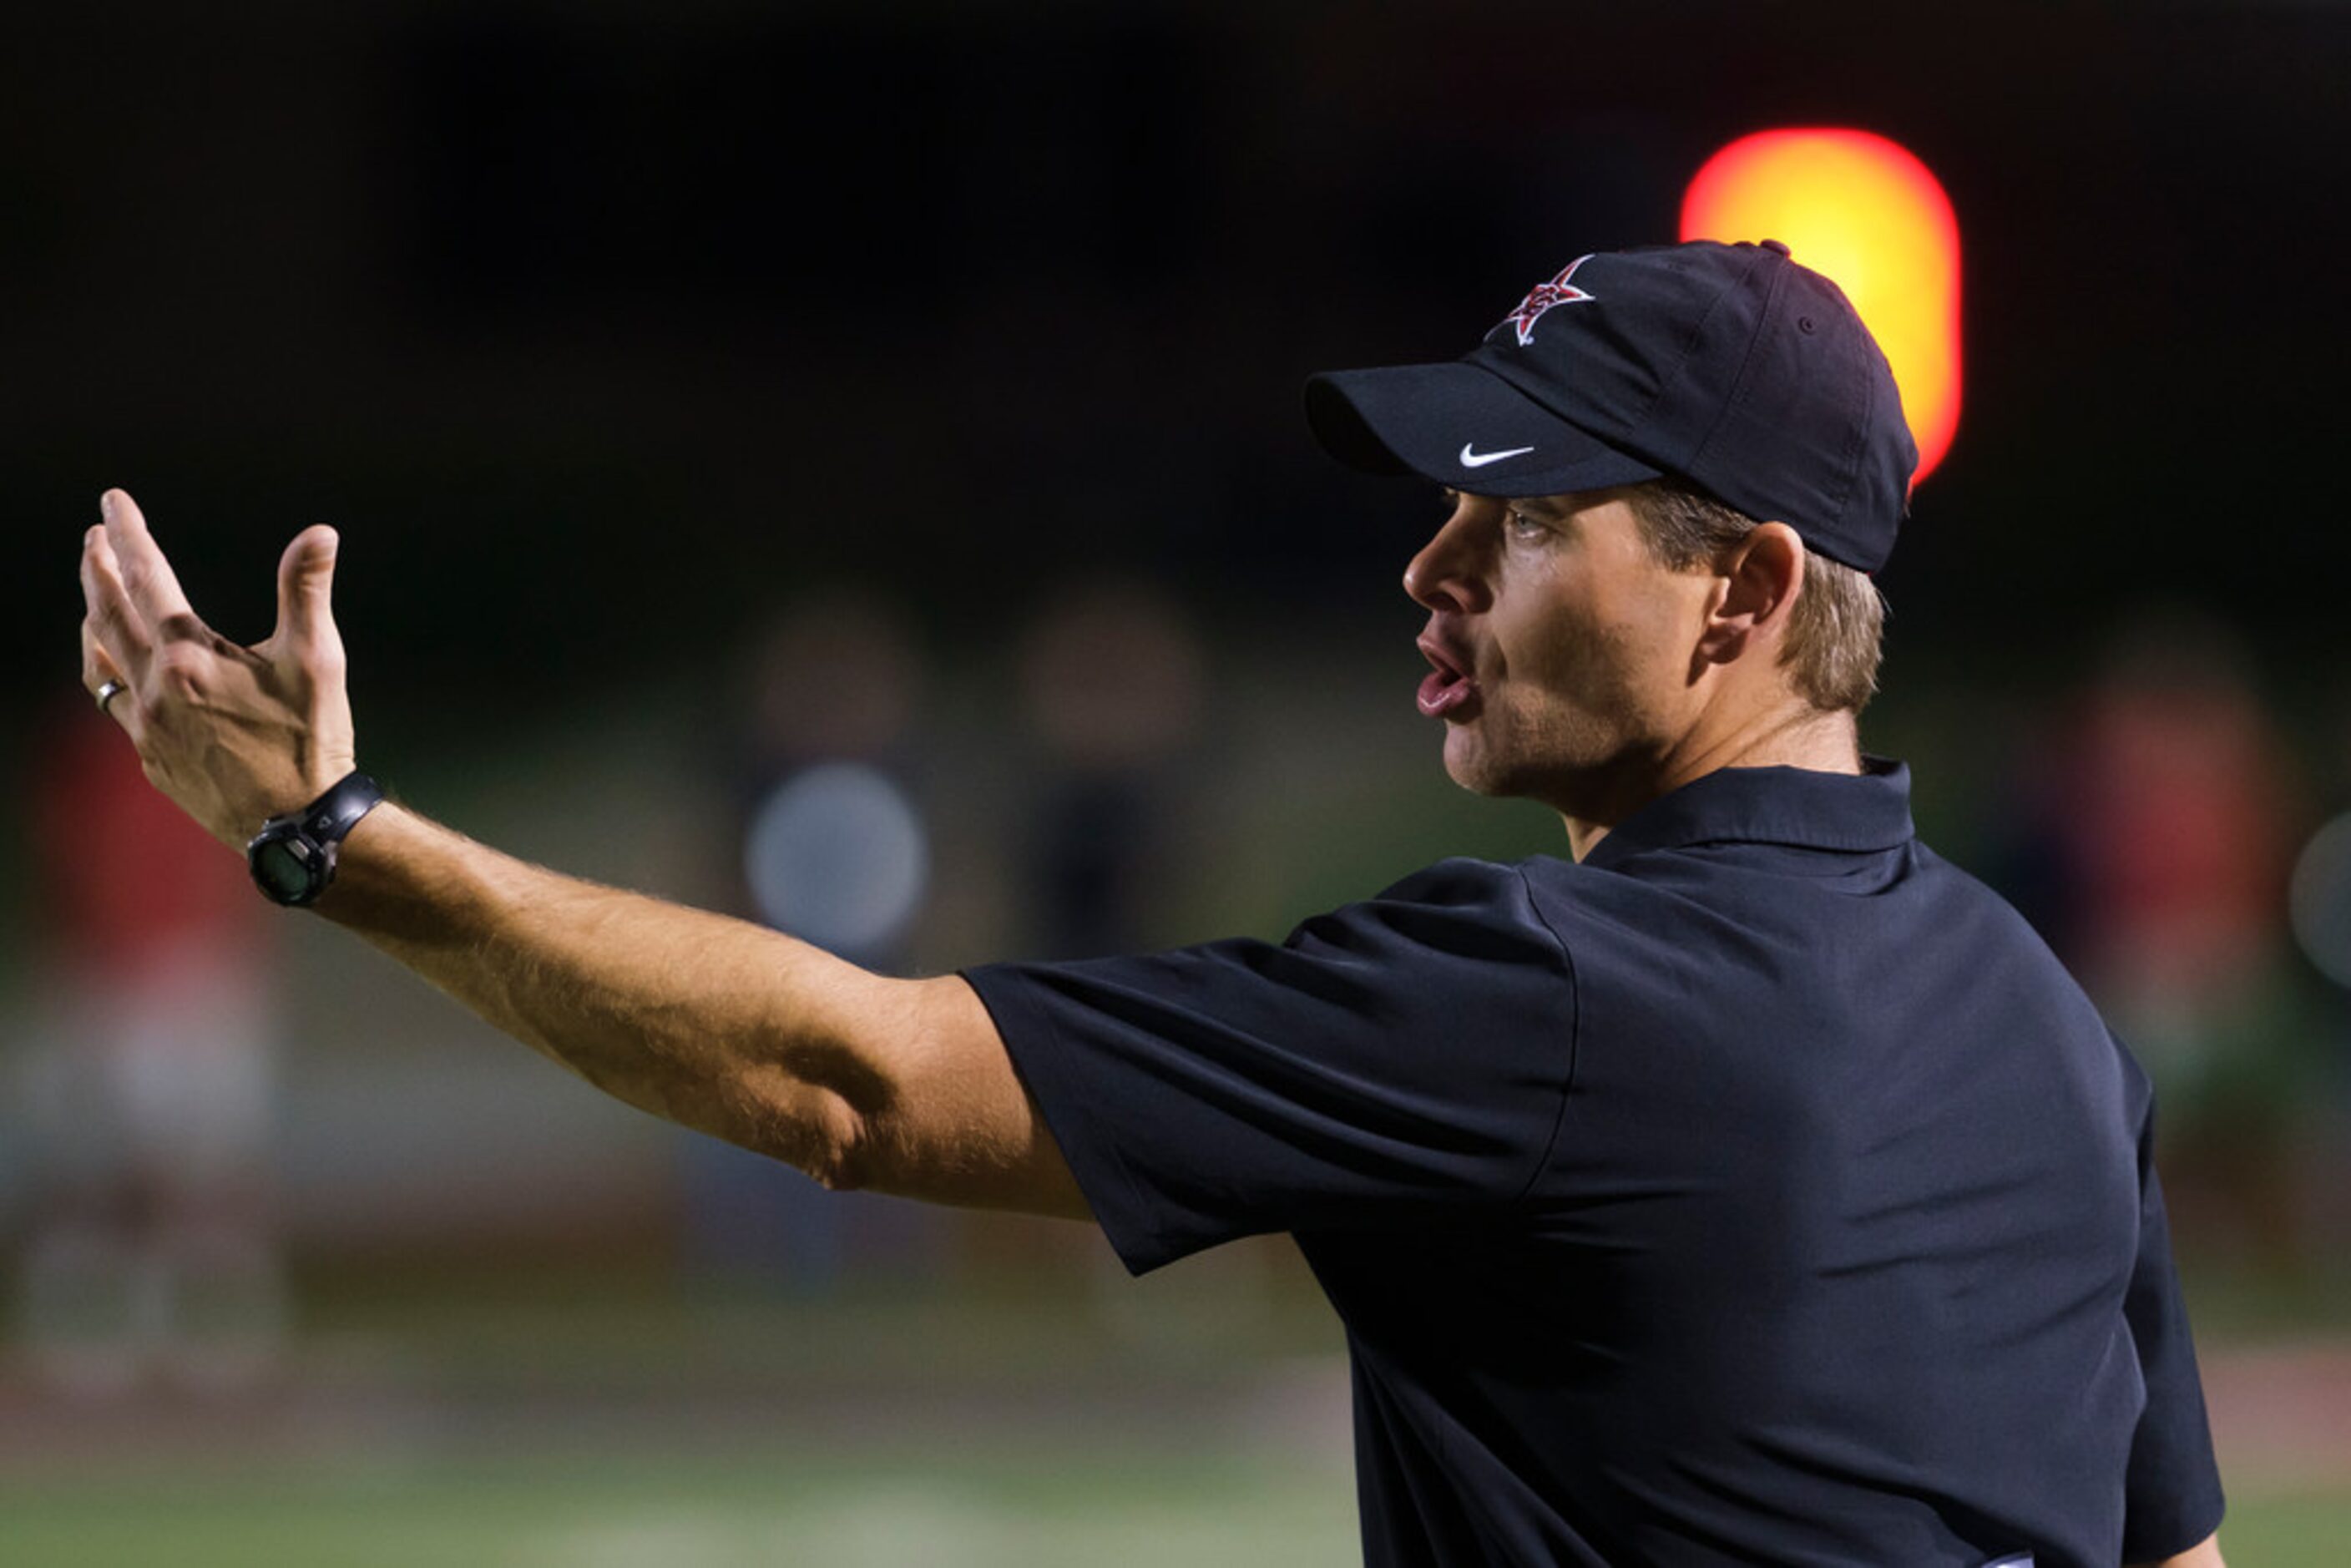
[2014,609,2316,1262]
[678,591,943,1292]
[1018,579,1258,1326]
[1017,577,1207,959]
[13,699,285,1395]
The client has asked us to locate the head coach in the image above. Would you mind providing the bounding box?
[78,239,2224,1566]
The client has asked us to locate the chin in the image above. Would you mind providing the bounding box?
[1442,726,1535,799]
[1443,718,1628,814]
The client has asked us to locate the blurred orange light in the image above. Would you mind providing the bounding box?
[1681,129,1960,484]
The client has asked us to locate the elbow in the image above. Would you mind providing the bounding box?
[737,979,930,1196]
[808,1104,877,1193]
[710,1062,885,1195]
[796,1085,891,1195]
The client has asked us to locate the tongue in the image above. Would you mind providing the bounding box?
[1418,669,1477,719]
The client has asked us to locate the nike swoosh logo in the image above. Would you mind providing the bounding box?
[1459,443,1535,468]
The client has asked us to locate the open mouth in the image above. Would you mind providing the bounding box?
[1416,636,1479,720]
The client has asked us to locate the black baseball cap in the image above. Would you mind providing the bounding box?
[1304,240,1919,572]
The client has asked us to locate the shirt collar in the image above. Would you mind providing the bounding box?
[1579,757,1916,872]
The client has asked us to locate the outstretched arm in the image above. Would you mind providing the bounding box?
[76,488,1088,1218]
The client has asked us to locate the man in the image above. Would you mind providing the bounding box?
[78,240,2224,1565]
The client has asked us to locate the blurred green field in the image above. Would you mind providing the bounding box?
[5,1257,2343,1565]
[3,1445,2343,1567]
[2219,1497,2351,1566]
[1,1440,1359,1568]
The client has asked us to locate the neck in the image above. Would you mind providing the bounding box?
[1560,702,1861,862]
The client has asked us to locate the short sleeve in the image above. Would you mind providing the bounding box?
[2119,1083,2227,1560]
[963,858,1577,1274]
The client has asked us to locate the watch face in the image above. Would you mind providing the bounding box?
[253,837,316,903]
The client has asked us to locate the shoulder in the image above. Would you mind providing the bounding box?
[1373,851,1551,912]
[1371,853,1545,905]
[975,856,1575,1032]
[1308,856,1571,970]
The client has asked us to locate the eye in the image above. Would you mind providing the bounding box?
[1506,508,1548,540]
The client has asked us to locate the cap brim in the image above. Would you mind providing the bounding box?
[1305,361,1661,498]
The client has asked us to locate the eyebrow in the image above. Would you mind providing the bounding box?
[1438,488,1562,516]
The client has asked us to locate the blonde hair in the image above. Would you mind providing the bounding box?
[1622,477,1886,715]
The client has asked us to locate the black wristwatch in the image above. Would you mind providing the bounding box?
[246,771,386,907]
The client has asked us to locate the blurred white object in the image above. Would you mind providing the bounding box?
[2289,811,2351,989]
[744,761,930,958]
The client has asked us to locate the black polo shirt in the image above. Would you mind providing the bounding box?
[963,762,2225,1566]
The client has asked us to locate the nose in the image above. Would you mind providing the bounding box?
[1403,500,1493,615]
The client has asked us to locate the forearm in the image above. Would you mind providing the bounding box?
[317,803,903,1186]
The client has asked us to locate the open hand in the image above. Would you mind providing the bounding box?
[78,488,357,848]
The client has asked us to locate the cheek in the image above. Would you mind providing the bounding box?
[1513,591,1631,693]
[1624,600,1700,695]
[1502,588,1686,728]
[1596,571,1707,680]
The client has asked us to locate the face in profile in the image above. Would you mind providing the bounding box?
[1404,488,1716,817]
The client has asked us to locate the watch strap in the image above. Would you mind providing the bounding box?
[246,771,385,906]
[280,770,385,848]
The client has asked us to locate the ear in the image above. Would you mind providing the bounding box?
[1694,522,1804,667]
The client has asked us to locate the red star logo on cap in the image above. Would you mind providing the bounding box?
[1501,255,1595,346]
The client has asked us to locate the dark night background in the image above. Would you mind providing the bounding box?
[6,2,2347,726]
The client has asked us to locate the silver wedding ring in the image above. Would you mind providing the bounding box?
[94,677,128,714]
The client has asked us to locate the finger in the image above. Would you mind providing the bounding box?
[100,488,197,628]
[80,614,124,690]
[79,616,138,736]
[273,524,341,650]
[80,524,153,675]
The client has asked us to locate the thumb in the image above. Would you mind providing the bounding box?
[275,524,341,648]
